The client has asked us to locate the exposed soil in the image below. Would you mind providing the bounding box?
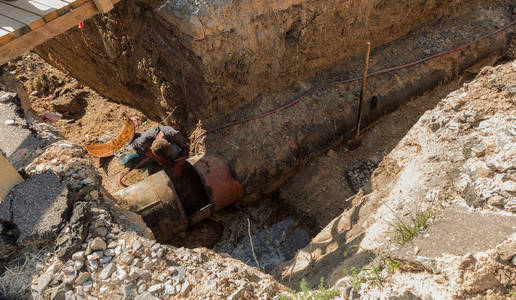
[3,54,160,193]
[34,0,512,129]
[278,78,464,227]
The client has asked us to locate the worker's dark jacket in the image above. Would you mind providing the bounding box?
[131,126,188,157]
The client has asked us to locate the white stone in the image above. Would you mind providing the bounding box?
[99,256,112,264]
[72,251,85,262]
[116,267,128,282]
[164,282,176,296]
[4,119,15,126]
[502,181,516,193]
[118,253,134,265]
[86,260,99,272]
[65,290,75,300]
[87,251,103,262]
[83,281,93,293]
[75,272,90,285]
[89,237,106,251]
[132,240,142,251]
[148,283,164,293]
[129,267,140,280]
[0,92,16,102]
[150,243,160,251]
[81,177,94,185]
[180,281,191,296]
[33,273,53,293]
[104,249,115,256]
[99,263,116,280]
[137,283,147,294]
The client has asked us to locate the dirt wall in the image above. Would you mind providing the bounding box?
[34,0,507,129]
[198,7,513,201]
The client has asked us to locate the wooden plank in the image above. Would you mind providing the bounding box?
[0,153,23,202]
[0,14,29,37]
[92,0,112,13]
[0,0,59,22]
[0,1,98,65]
[0,28,14,46]
[0,2,45,30]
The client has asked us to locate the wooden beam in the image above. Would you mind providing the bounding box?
[0,153,23,202]
[0,3,46,30]
[92,0,112,13]
[0,1,98,65]
[0,28,14,46]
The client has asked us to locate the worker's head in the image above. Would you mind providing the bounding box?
[151,137,171,161]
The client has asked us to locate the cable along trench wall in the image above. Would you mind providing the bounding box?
[34,1,515,201]
[201,7,514,202]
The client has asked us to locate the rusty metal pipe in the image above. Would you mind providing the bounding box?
[114,155,243,241]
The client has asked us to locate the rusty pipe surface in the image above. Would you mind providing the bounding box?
[114,170,190,238]
[186,155,244,211]
[114,155,243,240]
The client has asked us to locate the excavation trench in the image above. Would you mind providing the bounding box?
[21,2,515,274]
[110,8,515,274]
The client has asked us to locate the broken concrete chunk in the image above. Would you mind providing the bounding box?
[98,262,116,280]
[502,181,516,193]
[498,241,516,261]
[33,273,53,293]
[471,143,486,157]
[0,171,73,246]
[89,237,107,252]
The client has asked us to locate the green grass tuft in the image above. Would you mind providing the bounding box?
[391,208,435,245]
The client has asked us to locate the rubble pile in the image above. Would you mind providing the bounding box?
[420,64,516,213]
[25,143,101,200]
[33,205,281,300]
[278,60,516,299]
[18,142,283,299]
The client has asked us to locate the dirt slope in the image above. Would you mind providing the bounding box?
[276,59,516,299]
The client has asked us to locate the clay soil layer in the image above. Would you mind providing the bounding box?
[34,0,512,129]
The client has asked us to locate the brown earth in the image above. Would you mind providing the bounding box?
[3,55,160,193]
[34,0,512,129]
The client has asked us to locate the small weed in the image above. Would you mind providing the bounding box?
[315,100,321,105]
[390,208,436,245]
[334,165,341,171]
[343,267,366,290]
[386,258,401,273]
[508,290,516,296]
[279,278,340,300]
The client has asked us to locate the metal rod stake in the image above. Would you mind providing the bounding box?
[356,42,371,139]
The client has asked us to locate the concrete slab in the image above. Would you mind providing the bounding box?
[0,171,72,245]
[390,205,516,263]
[0,101,43,169]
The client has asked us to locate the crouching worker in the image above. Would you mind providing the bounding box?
[121,126,188,169]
